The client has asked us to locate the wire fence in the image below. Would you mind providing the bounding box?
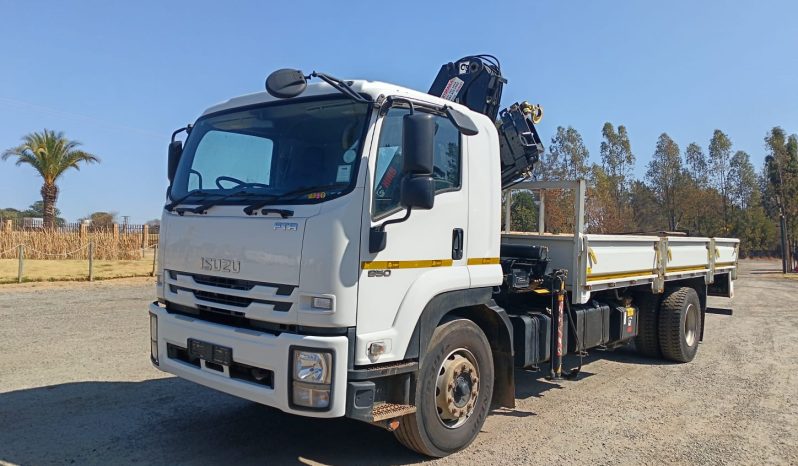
[0,242,158,283]
[0,224,160,283]
[0,229,158,260]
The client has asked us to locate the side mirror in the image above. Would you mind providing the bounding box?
[168,140,182,184]
[400,113,435,210]
[401,113,435,175]
[400,176,434,210]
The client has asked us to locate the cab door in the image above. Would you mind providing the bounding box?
[355,104,470,365]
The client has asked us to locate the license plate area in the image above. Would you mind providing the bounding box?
[188,338,232,366]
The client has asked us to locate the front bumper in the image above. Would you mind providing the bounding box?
[149,303,349,418]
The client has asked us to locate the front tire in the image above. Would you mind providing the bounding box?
[658,287,702,362]
[394,319,494,457]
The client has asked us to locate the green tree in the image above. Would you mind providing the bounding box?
[543,126,591,180]
[708,130,733,232]
[24,201,62,220]
[593,122,635,232]
[646,133,684,230]
[728,151,758,210]
[501,191,538,232]
[629,180,662,232]
[2,129,99,228]
[684,142,708,185]
[84,211,117,229]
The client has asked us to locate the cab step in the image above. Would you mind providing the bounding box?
[371,402,416,422]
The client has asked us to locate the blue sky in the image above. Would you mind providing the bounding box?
[1,0,796,222]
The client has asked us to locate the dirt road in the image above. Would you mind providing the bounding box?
[1,261,796,465]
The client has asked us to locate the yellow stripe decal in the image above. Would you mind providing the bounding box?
[467,257,501,265]
[361,259,453,270]
[715,262,736,267]
[587,270,657,282]
[666,265,707,273]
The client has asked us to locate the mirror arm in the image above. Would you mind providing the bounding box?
[369,208,412,253]
[385,97,415,114]
[171,124,192,143]
[376,207,412,232]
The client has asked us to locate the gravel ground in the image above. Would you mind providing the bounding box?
[0,260,796,465]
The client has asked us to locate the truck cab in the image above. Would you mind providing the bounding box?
[149,79,507,438]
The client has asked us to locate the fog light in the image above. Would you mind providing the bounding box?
[292,382,331,409]
[311,297,333,311]
[149,313,159,365]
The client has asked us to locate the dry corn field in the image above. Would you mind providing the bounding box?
[0,230,158,260]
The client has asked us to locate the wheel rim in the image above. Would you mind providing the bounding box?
[684,303,699,347]
[434,348,479,429]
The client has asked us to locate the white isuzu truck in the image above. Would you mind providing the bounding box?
[149,56,738,457]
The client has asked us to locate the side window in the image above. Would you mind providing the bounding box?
[372,108,461,218]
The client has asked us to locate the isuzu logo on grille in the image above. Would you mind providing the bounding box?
[274,222,299,231]
[201,257,240,273]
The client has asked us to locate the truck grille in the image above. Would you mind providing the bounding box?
[186,272,295,296]
[165,270,294,313]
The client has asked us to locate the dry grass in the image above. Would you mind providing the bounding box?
[0,230,156,260]
[0,256,155,284]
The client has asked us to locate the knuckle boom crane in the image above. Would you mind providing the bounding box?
[428,55,545,188]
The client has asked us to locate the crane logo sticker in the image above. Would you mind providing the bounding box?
[201,257,240,273]
[458,61,470,74]
[440,77,464,101]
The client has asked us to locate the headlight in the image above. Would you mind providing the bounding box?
[291,349,333,409]
[149,313,159,365]
[293,350,331,384]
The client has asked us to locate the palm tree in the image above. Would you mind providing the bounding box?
[3,129,99,228]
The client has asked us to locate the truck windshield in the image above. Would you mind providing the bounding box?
[171,97,370,204]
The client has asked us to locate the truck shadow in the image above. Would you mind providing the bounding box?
[1,349,673,465]
[0,378,422,466]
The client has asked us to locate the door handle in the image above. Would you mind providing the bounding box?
[452,228,464,260]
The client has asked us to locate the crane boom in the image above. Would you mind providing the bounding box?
[428,55,545,188]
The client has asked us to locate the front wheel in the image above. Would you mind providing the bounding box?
[394,319,494,457]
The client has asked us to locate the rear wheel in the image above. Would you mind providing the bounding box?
[394,319,494,457]
[634,292,661,358]
[658,287,702,362]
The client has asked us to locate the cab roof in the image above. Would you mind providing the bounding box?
[200,80,476,118]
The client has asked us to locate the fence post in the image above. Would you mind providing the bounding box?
[3,219,12,233]
[151,244,158,277]
[79,222,88,239]
[18,245,24,283]
[142,224,149,249]
[112,223,119,261]
[88,241,94,282]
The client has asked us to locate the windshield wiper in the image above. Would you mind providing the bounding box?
[165,189,214,212]
[242,183,350,215]
[311,72,371,104]
[187,184,273,214]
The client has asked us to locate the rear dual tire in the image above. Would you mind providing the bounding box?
[636,286,702,363]
[658,287,702,363]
